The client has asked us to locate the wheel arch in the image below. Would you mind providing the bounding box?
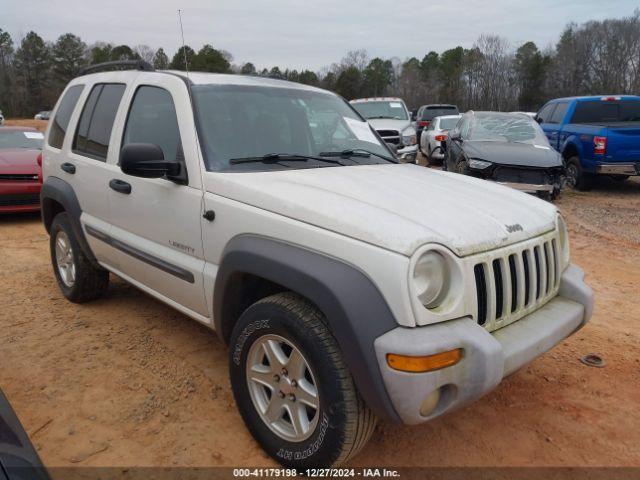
[561,139,581,161]
[40,176,99,267]
[213,234,401,422]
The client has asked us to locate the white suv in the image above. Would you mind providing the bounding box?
[40,62,594,469]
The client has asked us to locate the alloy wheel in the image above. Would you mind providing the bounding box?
[55,230,76,287]
[246,334,320,442]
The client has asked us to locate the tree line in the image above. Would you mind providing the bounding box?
[1,9,639,117]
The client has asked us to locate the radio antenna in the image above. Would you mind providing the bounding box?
[178,9,189,76]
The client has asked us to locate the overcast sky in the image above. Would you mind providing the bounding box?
[3,0,639,70]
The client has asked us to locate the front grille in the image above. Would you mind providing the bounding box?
[0,193,40,206]
[0,173,39,182]
[473,234,561,331]
[376,129,400,145]
[493,167,547,184]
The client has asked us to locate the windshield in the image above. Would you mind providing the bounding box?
[192,85,393,171]
[0,130,44,150]
[467,113,549,145]
[439,117,460,130]
[351,101,408,120]
[422,107,458,120]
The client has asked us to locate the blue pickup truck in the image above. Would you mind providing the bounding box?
[536,95,640,190]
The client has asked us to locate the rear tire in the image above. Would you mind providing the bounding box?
[50,212,109,303]
[229,292,376,469]
[426,148,436,166]
[566,156,593,191]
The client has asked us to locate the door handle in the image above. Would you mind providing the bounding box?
[61,162,76,174]
[109,179,132,195]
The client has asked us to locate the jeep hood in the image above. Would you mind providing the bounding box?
[205,164,557,257]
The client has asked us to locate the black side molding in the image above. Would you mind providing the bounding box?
[85,226,195,284]
[214,234,401,423]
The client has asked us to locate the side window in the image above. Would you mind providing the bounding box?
[73,83,126,161]
[549,102,568,124]
[48,85,84,149]
[122,86,183,163]
[536,103,556,124]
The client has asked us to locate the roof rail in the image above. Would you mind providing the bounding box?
[79,60,155,76]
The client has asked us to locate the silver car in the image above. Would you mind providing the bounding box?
[419,114,462,165]
[350,97,418,163]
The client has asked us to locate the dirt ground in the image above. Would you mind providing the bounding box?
[1,141,639,468]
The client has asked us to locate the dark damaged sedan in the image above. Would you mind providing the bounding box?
[445,111,565,199]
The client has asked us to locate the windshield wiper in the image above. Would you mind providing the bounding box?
[229,153,345,166]
[319,149,397,164]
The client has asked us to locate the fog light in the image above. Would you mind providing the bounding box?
[386,349,463,373]
[419,389,441,417]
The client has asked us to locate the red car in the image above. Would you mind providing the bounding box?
[0,127,44,213]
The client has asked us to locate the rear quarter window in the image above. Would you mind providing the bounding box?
[48,85,84,149]
[73,83,126,161]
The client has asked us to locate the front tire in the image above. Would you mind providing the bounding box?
[229,292,376,469]
[50,212,109,303]
[566,156,593,191]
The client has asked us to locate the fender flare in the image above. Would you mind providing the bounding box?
[214,234,402,422]
[560,136,585,161]
[40,176,98,266]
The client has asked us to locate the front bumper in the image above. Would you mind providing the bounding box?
[374,264,594,425]
[496,181,554,193]
[0,182,41,213]
[398,144,418,162]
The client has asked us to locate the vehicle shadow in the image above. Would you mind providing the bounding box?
[0,211,41,227]
[585,174,640,194]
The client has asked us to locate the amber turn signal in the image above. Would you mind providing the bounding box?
[386,348,463,373]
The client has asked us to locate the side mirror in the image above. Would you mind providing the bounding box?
[449,132,462,142]
[535,117,542,124]
[120,143,182,180]
[385,142,398,155]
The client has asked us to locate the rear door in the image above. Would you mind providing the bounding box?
[106,73,208,318]
[548,101,569,149]
[50,80,128,264]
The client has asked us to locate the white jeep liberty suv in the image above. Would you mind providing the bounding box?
[40,61,594,469]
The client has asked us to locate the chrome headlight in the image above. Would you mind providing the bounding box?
[402,128,417,146]
[468,159,492,170]
[413,251,450,309]
[557,214,570,268]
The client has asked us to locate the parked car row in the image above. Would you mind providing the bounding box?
[367,94,640,201]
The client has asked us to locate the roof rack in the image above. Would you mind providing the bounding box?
[79,60,155,76]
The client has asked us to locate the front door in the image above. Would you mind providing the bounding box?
[106,78,208,318]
